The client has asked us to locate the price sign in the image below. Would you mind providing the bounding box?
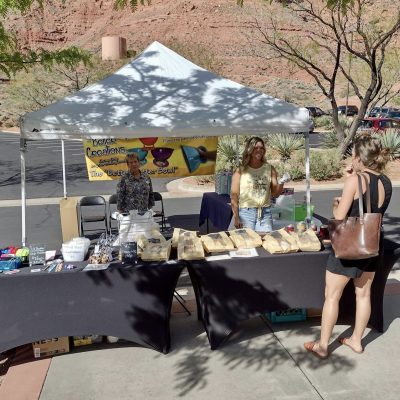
[29,244,46,266]
[120,242,137,264]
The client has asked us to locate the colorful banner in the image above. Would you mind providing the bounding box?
[83,137,218,181]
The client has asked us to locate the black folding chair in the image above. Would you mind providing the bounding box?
[108,194,118,234]
[78,196,108,237]
[153,192,166,232]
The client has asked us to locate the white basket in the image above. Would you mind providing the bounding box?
[61,237,90,262]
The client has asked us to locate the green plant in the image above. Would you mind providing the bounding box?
[375,129,400,160]
[279,149,343,181]
[286,150,306,181]
[265,133,304,161]
[314,115,334,129]
[310,149,343,181]
[215,135,245,172]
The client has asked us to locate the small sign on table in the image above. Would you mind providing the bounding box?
[120,241,138,264]
[29,244,46,267]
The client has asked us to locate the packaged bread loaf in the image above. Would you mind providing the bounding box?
[177,231,204,260]
[172,228,198,248]
[262,229,299,254]
[136,230,166,256]
[229,228,262,249]
[294,228,321,252]
[201,232,235,253]
[141,239,172,261]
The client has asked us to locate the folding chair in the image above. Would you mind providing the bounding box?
[78,196,108,237]
[153,192,166,231]
[108,194,118,234]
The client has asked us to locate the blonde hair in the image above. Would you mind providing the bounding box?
[241,136,266,169]
[353,133,390,173]
[125,152,140,163]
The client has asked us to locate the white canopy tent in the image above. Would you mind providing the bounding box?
[20,41,313,245]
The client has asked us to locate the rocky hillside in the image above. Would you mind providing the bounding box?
[4,0,399,110]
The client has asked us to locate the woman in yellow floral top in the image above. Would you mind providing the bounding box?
[231,137,288,232]
[116,153,155,214]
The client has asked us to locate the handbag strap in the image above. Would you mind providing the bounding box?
[357,173,372,220]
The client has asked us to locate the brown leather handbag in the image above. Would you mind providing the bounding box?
[328,173,382,260]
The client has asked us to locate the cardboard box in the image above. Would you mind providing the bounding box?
[73,335,103,347]
[59,197,80,242]
[32,337,70,358]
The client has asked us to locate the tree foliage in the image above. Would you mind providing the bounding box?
[238,0,400,156]
[0,1,93,76]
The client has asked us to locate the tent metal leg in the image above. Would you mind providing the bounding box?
[20,135,27,247]
[61,139,67,198]
[304,130,311,222]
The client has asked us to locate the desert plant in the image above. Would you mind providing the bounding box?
[216,135,245,172]
[278,149,342,181]
[286,150,306,181]
[374,129,400,160]
[265,133,304,161]
[310,149,343,181]
[314,115,334,129]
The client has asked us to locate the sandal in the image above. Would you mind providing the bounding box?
[338,338,363,354]
[304,341,329,359]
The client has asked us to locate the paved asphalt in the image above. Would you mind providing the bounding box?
[0,131,398,249]
[0,132,322,200]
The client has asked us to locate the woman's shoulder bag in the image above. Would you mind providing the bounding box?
[328,173,381,260]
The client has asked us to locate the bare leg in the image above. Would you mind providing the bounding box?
[342,271,375,353]
[319,270,351,351]
[305,270,350,358]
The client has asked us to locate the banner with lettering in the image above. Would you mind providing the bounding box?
[84,137,218,180]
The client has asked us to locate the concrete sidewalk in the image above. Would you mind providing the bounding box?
[1,279,400,400]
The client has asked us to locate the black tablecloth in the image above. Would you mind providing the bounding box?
[0,261,184,354]
[187,240,399,350]
[199,192,232,231]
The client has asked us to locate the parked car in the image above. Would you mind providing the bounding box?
[337,105,359,116]
[368,106,398,118]
[357,117,400,132]
[306,106,326,118]
[381,110,400,119]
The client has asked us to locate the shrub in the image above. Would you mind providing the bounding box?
[314,115,333,129]
[216,135,245,172]
[375,129,400,160]
[286,150,306,181]
[265,133,304,161]
[310,149,343,181]
[277,149,342,181]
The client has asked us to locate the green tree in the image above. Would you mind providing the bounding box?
[0,0,151,77]
[237,0,400,156]
[2,57,126,124]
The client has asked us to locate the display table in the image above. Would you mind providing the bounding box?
[187,239,399,350]
[199,192,232,232]
[0,261,184,354]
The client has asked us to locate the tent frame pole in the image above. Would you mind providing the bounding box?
[61,139,67,198]
[304,130,311,223]
[20,118,27,247]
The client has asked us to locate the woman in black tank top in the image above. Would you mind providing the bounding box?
[304,134,392,359]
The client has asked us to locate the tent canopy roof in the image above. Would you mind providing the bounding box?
[21,41,312,140]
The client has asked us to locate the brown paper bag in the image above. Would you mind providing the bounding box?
[229,228,262,249]
[201,232,235,253]
[262,229,299,254]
